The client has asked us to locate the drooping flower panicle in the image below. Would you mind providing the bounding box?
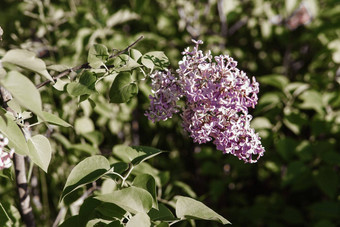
[0,134,14,170]
[145,40,265,163]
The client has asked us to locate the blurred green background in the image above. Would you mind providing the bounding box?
[1,0,340,226]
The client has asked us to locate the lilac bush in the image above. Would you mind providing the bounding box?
[146,40,265,163]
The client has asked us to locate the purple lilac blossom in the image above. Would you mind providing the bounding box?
[0,134,14,170]
[145,40,265,163]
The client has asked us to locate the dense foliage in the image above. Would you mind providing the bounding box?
[1,0,340,226]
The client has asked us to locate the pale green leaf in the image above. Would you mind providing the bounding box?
[130,49,142,61]
[141,51,169,71]
[27,135,52,173]
[61,155,110,201]
[39,111,71,127]
[106,9,139,28]
[126,212,150,227]
[112,145,163,166]
[133,174,158,209]
[75,116,94,134]
[1,71,44,120]
[95,186,153,214]
[258,74,289,90]
[2,49,53,81]
[175,196,231,225]
[88,44,109,69]
[0,113,29,155]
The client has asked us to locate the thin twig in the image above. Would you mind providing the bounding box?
[36,35,144,89]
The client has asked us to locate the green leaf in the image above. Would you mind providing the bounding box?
[314,166,338,198]
[59,215,80,227]
[298,90,324,114]
[130,49,142,61]
[70,143,100,155]
[126,212,150,227]
[75,116,94,134]
[133,174,158,209]
[61,155,110,202]
[173,181,197,198]
[112,145,163,166]
[109,72,138,103]
[148,203,177,221]
[0,202,13,227]
[95,186,153,214]
[0,113,29,155]
[175,196,231,225]
[130,146,164,165]
[258,74,289,90]
[112,54,142,72]
[67,71,97,96]
[1,71,44,119]
[78,197,126,226]
[250,117,273,129]
[141,51,169,71]
[2,49,53,81]
[88,44,109,69]
[27,135,52,173]
[39,111,71,127]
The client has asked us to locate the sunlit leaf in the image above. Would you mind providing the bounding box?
[61,155,110,201]
[175,196,230,224]
[38,111,71,127]
[27,135,52,173]
[258,74,289,90]
[141,51,169,71]
[88,44,109,69]
[2,49,53,81]
[95,186,153,214]
[112,145,163,166]
[133,174,158,209]
[1,71,44,120]
[0,113,29,155]
[126,212,150,227]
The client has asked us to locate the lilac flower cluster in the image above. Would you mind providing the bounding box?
[0,134,14,170]
[145,40,265,163]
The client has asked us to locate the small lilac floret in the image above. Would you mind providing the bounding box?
[145,40,265,163]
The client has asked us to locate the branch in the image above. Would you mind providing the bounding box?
[36,35,144,89]
[0,87,36,227]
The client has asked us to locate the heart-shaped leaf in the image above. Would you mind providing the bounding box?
[27,135,52,173]
[109,72,138,103]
